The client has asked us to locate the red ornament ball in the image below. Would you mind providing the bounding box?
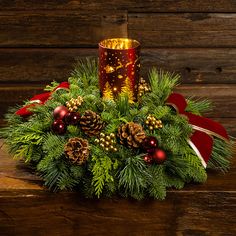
[141,136,158,151]
[52,119,66,135]
[143,154,153,164]
[53,106,69,120]
[65,112,81,125]
[152,149,167,164]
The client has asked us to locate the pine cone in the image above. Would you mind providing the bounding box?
[80,110,104,136]
[117,122,146,148]
[64,137,89,165]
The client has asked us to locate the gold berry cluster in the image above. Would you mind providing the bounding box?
[95,133,118,152]
[66,96,84,112]
[145,115,163,131]
[138,78,151,97]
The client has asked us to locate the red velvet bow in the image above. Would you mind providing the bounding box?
[166,93,229,168]
[15,82,69,117]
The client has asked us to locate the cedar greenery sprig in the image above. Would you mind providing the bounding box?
[0,58,233,199]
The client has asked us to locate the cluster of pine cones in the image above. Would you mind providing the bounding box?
[63,79,153,165]
[64,102,158,165]
[64,110,104,165]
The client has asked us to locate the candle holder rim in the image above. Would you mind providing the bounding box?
[99,38,140,50]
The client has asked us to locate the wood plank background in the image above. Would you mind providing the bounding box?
[0,7,235,130]
[1,1,235,136]
[0,2,236,235]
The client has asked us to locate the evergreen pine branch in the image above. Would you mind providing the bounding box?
[186,98,212,115]
[104,121,121,134]
[29,106,54,131]
[49,89,70,106]
[70,165,84,179]
[1,58,234,200]
[38,158,80,191]
[81,176,95,198]
[164,155,190,180]
[164,149,207,184]
[1,107,23,128]
[70,58,98,89]
[182,153,207,183]
[67,125,81,138]
[158,123,191,154]
[163,171,185,189]
[147,69,180,104]
[90,146,115,198]
[73,57,98,80]
[42,132,66,160]
[44,81,60,92]
[30,146,44,163]
[116,94,130,117]
[37,154,55,173]
[147,165,167,200]
[91,156,114,198]
[57,169,81,190]
[118,155,150,199]
[153,105,172,119]
[103,180,117,197]
[101,111,116,124]
[83,94,101,112]
[2,122,44,162]
[207,138,234,172]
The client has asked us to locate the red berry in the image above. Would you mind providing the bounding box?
[141,136,158,150]
[65,112,81,125]
[52,119,66,135]
[53,106,69,120]
[143,154,153,164]
[152,149,167,164]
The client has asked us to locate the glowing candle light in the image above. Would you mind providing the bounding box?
[99,38,141,102]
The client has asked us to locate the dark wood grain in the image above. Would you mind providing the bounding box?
[0,191,235,236]
[0,48,97,83]
[0,84,42,122]
[2,12,236,47]
[0,140,235,236]
[142,48,236,84]
[176,85,236,118]
[129,13,236,47]
[0,11,127,47]
[0,0,236,12]
[1,48,236,84]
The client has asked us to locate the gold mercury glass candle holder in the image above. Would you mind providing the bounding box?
[99,38,141,102]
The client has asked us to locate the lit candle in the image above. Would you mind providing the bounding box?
[99,38,141,102]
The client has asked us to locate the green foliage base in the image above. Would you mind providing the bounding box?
[0,59,234,200]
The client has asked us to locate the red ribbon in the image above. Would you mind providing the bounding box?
[166,93,229,167]
[15,82,69,117]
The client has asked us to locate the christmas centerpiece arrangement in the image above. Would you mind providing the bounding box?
[0,38,234,200]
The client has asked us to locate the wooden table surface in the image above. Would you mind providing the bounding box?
[0,139,235,236]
